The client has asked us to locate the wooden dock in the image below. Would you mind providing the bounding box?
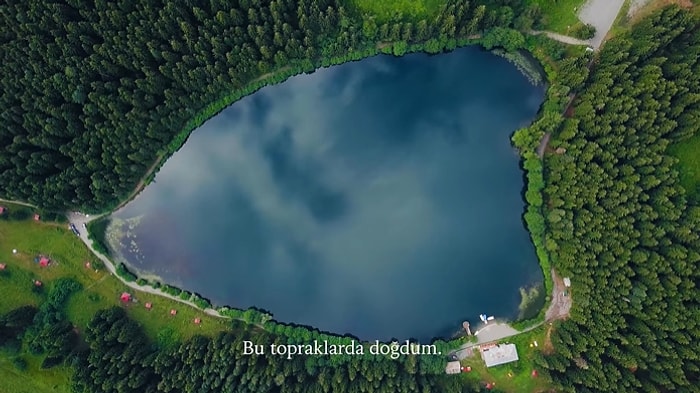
[462,321,471,336]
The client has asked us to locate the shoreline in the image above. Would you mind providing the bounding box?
[4,36,578,348]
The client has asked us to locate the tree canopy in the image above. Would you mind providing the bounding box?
[0,0,510,212]
[533,6,700,392]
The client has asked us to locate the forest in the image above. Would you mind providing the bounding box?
[0,0,526,212]
[1,0,699,392]
[529,6,700,393]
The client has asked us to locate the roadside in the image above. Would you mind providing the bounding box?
[545,269,572,321]
[627,0,653,17]
[530,0,627,50]
[450,268,572,360]
[530,31,589,47]
[578,0,627,49]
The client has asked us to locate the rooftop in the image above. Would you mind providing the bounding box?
[445,361,461,374]
[481,343,519,367]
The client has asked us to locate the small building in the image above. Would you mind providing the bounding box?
[563,277,571,287]
[39,257,50,267]
[120,292,131,302]
[445,361,462,375]
[481,343,519,368]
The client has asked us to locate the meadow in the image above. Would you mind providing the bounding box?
[668,134,700,202]
[526,0,588,33]
[348,0,444,20]
[0,204,230,392]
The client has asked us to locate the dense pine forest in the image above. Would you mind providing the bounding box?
[0,0,523,212]
[531,6,700,393]
[2,0,700,392]
[67,307,476,393]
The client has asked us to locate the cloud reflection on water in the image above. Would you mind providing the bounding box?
[114,47,545,340]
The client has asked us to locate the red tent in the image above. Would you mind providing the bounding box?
[531,370,538,378]
[170,309,177,316]
[485,383,493,390]
[145,302,152,310]
[0,206,5,214]
[193,318,201,325]
[120,292,131,302]
[39,257,50,267]
[85,261,91,268]
[34,280,42,287]
[34,214,40,221]
[0,263,6,270]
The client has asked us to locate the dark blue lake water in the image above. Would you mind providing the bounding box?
[107,46,545,341]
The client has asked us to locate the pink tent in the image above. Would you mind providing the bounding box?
[120,292,131,302]
[39,257,50,267]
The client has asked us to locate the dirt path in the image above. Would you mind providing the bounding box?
[628,0,653,17]
[537,133,551,158]
[0,198,38,208]
[450,268,572,360]
[530,31,590,47]
[545,269,572,321]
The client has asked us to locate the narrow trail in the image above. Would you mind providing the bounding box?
[66,212,229,319]
[530,31,590,47]
[537,133,551,158]
[530,0,627,50]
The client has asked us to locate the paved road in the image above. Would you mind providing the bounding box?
[579,0,626,49]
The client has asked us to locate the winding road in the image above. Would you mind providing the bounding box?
[66,211,227,318]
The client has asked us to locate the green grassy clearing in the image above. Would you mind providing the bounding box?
[668,134,700,201]
[347,0,444,21]
[0,351,72,393]
[457,326,551,392]
[0,208,232,391]
[527,0,587,34]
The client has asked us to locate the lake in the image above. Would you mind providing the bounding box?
[106,46,545,341]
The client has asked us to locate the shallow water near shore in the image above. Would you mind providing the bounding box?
[107,46,545,341]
